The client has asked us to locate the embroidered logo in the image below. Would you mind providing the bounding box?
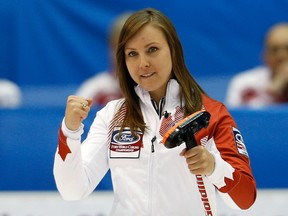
[232,127,249,157]
[110,127,143,158]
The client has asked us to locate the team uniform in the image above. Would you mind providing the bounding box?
[54,79,256,216]
[76,71,122,106]
[225,66,274,108]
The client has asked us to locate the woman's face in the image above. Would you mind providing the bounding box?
[124,24,172,102]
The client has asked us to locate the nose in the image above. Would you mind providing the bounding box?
[139,55,150,69]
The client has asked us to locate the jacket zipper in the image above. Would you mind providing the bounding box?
[148,136,155,215]
[151,136,156,153]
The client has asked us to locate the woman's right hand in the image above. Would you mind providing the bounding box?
[64,95,93,131]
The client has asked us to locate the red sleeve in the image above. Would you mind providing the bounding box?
[203,96,257,209]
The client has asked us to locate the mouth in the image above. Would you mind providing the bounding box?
[140,72,155,78]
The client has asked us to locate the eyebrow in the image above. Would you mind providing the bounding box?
[125,42,160,51]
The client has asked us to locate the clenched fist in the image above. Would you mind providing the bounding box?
[64,95,93,131]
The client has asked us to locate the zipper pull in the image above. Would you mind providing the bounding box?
[151,136,156,153]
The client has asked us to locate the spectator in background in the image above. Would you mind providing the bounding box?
[226,23,288,108]
[75,12,132,107]
[0,79,22,108]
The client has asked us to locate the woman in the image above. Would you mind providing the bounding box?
[54,8,256,215]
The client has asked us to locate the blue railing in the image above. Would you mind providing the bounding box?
[1,101,287,190]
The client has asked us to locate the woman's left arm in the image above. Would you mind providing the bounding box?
[206,104,257,210]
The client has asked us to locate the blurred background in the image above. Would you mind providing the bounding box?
[1,0,288,215]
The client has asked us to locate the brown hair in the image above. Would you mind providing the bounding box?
[116,8,205,136]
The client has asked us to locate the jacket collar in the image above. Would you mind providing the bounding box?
[134,79,181,108]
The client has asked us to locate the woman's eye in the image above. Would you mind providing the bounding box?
[148,47,158,53]
[127,51,137,57]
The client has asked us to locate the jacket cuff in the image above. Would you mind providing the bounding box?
[207,153,235,188]
[61,118,84,140]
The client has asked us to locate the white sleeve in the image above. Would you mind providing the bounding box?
[53,107,111,200]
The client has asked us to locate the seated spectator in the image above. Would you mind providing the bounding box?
[0,78,22,108]
[226,23,288,108]
[75,12,132,106]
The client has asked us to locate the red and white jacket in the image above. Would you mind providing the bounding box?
[225,66,274,108]
[54,79,256,216]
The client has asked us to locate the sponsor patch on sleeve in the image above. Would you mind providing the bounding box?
[232,127,249,157]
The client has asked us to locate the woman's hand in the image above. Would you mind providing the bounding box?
[180,145,215,176]
[64,95,93,131]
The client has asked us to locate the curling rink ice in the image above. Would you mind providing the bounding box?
[0,189,287,216]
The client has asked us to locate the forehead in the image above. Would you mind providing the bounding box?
[267,26,288,46]
[125,24,166,47]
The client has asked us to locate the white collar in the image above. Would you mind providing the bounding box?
[134,79,181,108]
